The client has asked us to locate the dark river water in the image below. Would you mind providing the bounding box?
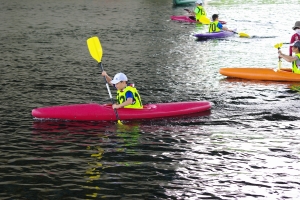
[1,0,300,199]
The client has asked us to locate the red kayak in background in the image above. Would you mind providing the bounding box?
[32,101,211,121]
[171,15,227,24]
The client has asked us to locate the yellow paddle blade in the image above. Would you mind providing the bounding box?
[199,15,210,25]
[239,32,250,38]
[274,43,283,49]
[117,120,123,125]
[87,36,103,63]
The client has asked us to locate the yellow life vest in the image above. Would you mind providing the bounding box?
[292,53,300,74]
[116,85,143,109]
[194,6,206,21]
[209,21,221,33]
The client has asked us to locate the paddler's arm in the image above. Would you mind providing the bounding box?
[186,9,195,16]
[222,27,230,31]
[101,71,113,85]
[190,7,199,16]
[190,11,196,16]
[278,50,298,62]
[219,23,232,32]
[113,98,133,109]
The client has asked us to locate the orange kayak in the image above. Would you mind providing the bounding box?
[219,68,300,81]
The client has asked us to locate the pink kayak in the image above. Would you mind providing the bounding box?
[171,15,227,24]
[32,101,211,121]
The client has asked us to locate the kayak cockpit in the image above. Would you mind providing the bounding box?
[103,104,157,110]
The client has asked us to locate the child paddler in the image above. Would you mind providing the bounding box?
[101,71,143,109]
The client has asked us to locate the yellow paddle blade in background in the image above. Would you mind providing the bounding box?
[274,43,283,49]
[239,32,250,38]
[274,43,283,69]
[232,31,250,38]
[199,15,210,24]
[87,36,103,63]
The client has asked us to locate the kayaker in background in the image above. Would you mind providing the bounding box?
[278,41,300,74]
[189,0,207,22]
[289,21,300,56]
[209,14,232,32]
[101,71,143,109]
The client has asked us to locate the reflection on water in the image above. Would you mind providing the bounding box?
[30,120,212,199]
[85,145,103,198]
[84,123,144,198]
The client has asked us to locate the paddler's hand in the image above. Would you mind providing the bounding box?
[278,50,283,57]
[112,104,121,109]
[101,71,108,77]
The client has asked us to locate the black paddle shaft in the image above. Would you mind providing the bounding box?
[98,62,121,121]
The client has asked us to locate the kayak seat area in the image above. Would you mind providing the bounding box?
[103,104,157,110]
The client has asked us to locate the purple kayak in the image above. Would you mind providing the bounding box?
[170,15,227,24]
[193,30,235,39]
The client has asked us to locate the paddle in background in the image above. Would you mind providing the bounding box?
[232,31,250,38]
[199,15,210,25]
[87,36,123,125]
[274,43,283,69]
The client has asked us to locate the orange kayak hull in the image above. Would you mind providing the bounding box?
[219,68,300,82]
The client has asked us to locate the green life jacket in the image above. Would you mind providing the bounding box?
[292,53,300,74]
[194,5,206,21]
[209,21,221,32]
[116,85,143,109]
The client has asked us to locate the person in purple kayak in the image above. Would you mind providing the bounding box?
[101,71,143,109]
[209,14,232,32]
